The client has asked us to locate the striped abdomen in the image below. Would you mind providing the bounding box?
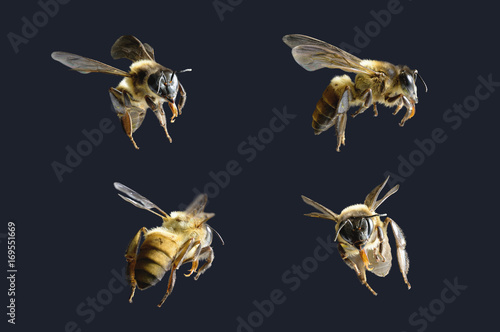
[312,75,353,134]
[133,232,178,290]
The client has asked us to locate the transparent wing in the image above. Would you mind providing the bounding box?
[114,182,169,218]
[364,176,399,212]
[185,194,208,217]
[111,35,155,62]
[283,34,377,75]
[283,34,344,49]
[51,52,129,76]
[301,195,339,222]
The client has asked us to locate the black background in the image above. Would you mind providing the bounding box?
[2,0,499,331]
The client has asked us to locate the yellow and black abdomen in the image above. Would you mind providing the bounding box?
[133,231,178,290]
[312,75,354,134]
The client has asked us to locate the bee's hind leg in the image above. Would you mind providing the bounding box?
[334,87,351,152]
[109,88,140,149]
[387,217,411,289]
[125,227,148,303]
[157,239,195,307]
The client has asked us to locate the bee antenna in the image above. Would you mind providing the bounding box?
[414,70,428,93]
[334,219,349,242]
[169,71,176,84]
[366,213,387,218]
[177,68,192,74]
[209,225,225,245]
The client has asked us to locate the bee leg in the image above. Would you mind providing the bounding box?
[392,100,404,116]
[374,226,386,262]
[109,88,140,149]
[178,82,187,115]
[145,95,157,111]
[338,244,377,296]
[194,246,214,280]
[398,96,414,127]
[125,227,147,303]
[386,94,405,116]
[387,217,411,290]
[157,239,195,307]
[372,103,378,117]
[351,89,373,118]
[184,241,202,277]
[334,87,351,152]
[386,94,414,127]
[145,97,173,143]
[167,101,179,123]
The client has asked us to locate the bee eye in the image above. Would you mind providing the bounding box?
[148,72,169,97]
[206,226,213,243]
[339,220,355,243]
[361,218,374,237]
[400,71,416,96]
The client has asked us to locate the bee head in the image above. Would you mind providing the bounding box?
[336,216,375,249]
[148,68,192,103]
[399,66,428,104]
[148,70,178,102]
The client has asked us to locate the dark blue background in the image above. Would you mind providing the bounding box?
[2,0,498,331]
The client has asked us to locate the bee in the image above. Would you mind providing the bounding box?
[301,176,410,295]
[52,35,191,149]
[283,34,428,151]
[114,182,222,307]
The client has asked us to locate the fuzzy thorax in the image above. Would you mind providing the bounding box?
[338,204,373,221]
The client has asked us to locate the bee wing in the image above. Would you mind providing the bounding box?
[111,35,155,62]
[283,34,377,75]
[301,195,339,222]
[184,194,209,217]
[364,176,399,212]
[114,182,169,218]
[369,235,393,277]
[51,52,129,76]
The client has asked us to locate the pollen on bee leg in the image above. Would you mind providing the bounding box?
[408,105,416,119]
[359,249,374,271]
[168,102,179,123]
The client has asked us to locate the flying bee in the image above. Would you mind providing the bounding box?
[52,35,191,149]
[301,176,410,295]
[114,182,223,307]
[283,34,428,151]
